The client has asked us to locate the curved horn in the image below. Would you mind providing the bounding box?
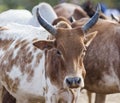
[111,13,119,22]
[82,3,101,31]
[36,8,57,35]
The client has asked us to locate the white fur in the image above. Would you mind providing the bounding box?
[16,53,46,97]
[45,78,58,103]
[12,46,20,59]
[32,2,57,26]
[0,9,32,26]
[1,23,50,40]
[7,65,22,80]
[0,2,57,27]
[0,49,5,57]
[0,23,50,103]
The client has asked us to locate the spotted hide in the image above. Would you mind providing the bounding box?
[0,5,99,103]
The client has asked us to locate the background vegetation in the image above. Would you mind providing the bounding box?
[0,0,120,12]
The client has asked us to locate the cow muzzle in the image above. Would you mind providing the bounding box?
[65,77,81,88]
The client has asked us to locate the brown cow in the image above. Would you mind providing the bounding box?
[0,6,99,103]
[52,16,72,26]
[54,2,88,20]
[82,1,108,19]
[71,14,120,103]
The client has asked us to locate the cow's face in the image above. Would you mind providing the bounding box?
[54,28,96,89]
[34,5,100,90]
[33,28,97,89]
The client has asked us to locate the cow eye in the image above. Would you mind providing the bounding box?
[56,50,61,55]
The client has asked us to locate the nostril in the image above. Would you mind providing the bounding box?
[66,78,72,86]
[65,77,81,88]
[77,78,81,84]
[75,77,81,84]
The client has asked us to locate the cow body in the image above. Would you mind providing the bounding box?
[0,24,50,103]
[0,2,57,27]
[54,3,88,20]
[0,10,33,26]
[72,18,120,103]
[0,6,99,103]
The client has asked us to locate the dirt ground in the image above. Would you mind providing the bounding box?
[79,89,120,103]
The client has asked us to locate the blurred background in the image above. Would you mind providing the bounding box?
[0,0,120,13]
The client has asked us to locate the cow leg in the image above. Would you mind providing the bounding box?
[0,84,3,103]
[0,82,16,103]
[86,90,92,103]
[95,93,106,103]
[2,87,16,103]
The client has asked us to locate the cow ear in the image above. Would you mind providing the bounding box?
[84,31,98,47]
[33,40,55,50]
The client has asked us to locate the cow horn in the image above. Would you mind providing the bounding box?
[36,8,57,35]
[82,3,101,31]
[111,13,119,22]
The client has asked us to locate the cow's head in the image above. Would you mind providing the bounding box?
[33,4,100,90]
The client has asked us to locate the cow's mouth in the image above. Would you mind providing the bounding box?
[68,85,80,89]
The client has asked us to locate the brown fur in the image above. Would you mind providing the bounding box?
[52,16,71,26]
[36,27,88,89]
[2,87,16,103]
[0,39,42,94]
[71,18,120,103]
[36,27,96,89]
[14,41,34,75]
[82,1,108,19]
[54,3,88,20]
[0,39,13,50]
[56,21,72,29]
[72,18,120,93]
[72,8,89,20]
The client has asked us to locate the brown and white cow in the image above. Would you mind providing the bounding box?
[0,6,99,103]
[71,13,120,103]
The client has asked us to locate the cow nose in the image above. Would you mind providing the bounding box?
[65,77,81,88]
